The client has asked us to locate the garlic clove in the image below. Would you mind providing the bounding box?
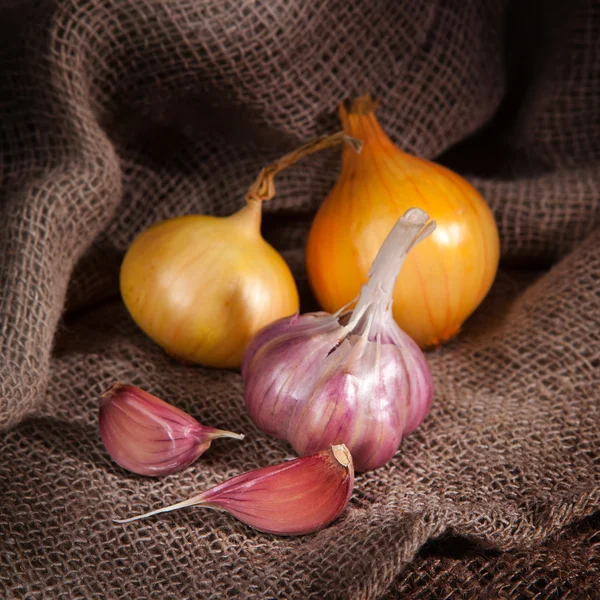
[114,444,354,536]
[99,383,243,476]
[241,312,342,439]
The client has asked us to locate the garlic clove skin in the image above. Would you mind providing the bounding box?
[115,444,354,537]
[99,383,244,476]
[241,312,341,439]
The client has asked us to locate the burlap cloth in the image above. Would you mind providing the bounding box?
[1,0,599,598]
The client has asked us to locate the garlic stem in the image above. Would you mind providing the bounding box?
[346,208,435,330]
[245,132,362,204]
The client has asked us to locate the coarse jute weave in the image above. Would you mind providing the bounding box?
[1,0,598,598]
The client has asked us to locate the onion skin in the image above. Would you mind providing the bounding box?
[120,206,299,368]
[306,94,500,348]
[120,132,360,369]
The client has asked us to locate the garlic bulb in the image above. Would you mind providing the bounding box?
[121,132,360,368]
[243,208,435,472]
[99,383,243,476]
[115,444,354,536]
[306,93,500,348]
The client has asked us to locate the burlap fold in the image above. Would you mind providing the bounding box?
[1,0,599,598]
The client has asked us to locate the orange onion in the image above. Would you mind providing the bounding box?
[306,94,500,348]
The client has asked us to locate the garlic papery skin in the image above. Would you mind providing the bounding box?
[243,208,435,472]
[306,93,500,349]
[99,383,243,476]
[120,132,360,369]
[115,444,354,536]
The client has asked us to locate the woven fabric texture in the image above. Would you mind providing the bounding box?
[1,0,599,598]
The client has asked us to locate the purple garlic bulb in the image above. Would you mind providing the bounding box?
[242,208,435,472]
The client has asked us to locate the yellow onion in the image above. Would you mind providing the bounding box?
[306,94,500,348]
[121,132,359,368]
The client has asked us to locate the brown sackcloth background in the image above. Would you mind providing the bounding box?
[1,0,599,598]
